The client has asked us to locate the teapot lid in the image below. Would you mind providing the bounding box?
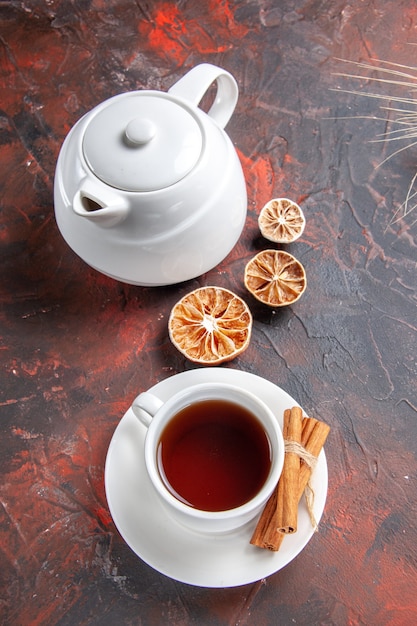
[82,92,203,192]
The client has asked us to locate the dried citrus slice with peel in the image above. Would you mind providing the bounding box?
[244,250,306,307]
[168,286,252,365]
[258,198,305,243]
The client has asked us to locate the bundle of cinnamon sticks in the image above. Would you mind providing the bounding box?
[250,407,330,551]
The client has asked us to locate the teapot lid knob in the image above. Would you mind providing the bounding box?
[125,118,156,146]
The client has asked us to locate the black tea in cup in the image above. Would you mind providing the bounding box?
[157,399,272,512]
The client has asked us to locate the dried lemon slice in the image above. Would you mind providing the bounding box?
[244,250,306,307]
[168,286,252,365]
[258,198,305,243]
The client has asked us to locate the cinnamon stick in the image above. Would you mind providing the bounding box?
[250,413,330,551]
[276,407,303,533]
[249,407,302,550]
[250,406,302,549]
[248,488,279,551]
[298,418,330,501]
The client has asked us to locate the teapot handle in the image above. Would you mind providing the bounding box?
[168,63,238,129]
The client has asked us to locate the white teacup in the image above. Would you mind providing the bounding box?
[132,382,285,534]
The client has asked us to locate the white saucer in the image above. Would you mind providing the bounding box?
[104,368,328,588]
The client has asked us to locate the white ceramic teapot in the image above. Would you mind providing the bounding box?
[54,64,247,286]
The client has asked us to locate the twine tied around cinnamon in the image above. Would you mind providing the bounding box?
[250,410,330,551]
[284,439,318,530]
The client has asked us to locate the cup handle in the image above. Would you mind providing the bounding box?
[132,392,164,427]
[168,63,238,129]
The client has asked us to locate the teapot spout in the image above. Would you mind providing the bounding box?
[73,183,130,228]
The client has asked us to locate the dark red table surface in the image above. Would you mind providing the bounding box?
[1,1,417,624]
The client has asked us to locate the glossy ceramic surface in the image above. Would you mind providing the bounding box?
[54,64,247,285]
[131,382,285,534]
[105,368,328,587]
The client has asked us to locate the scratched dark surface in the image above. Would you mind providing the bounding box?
[1,0,417,624]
